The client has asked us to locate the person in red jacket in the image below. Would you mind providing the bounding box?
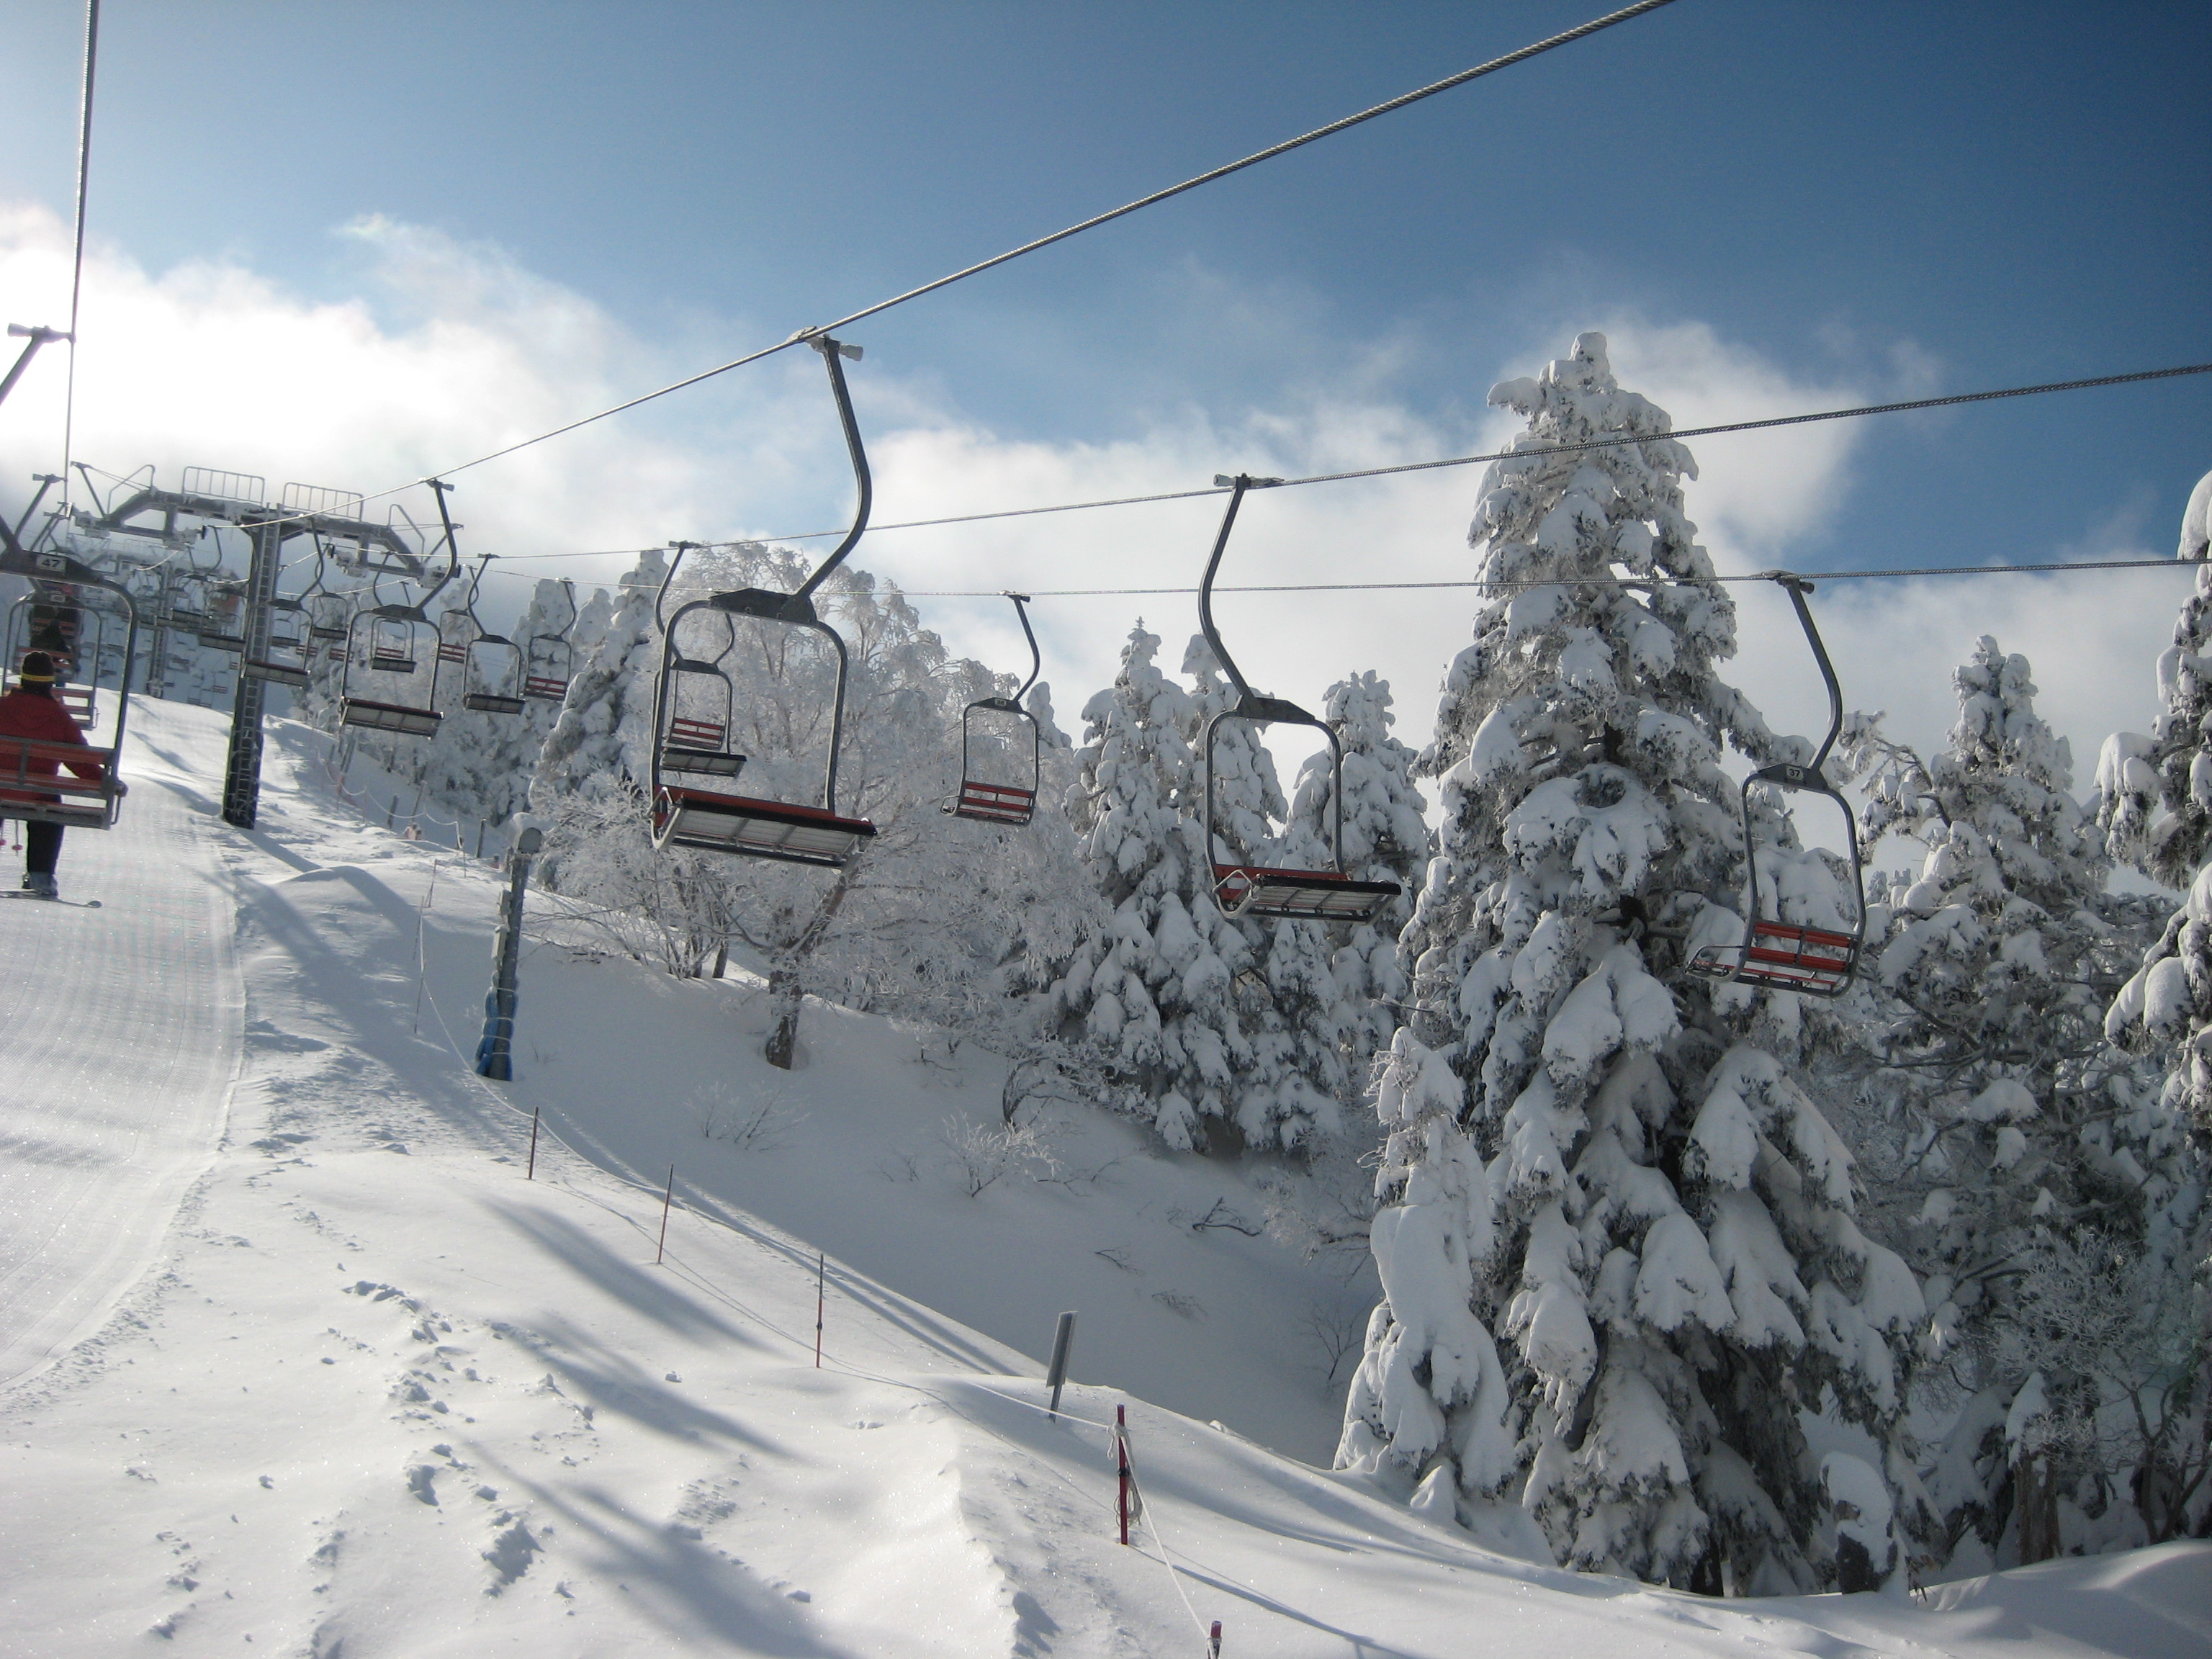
[0,651,105,899]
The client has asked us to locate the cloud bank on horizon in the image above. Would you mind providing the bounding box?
[0,200,2183,842]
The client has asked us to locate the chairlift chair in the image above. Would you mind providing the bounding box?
[948,593,1043,826]
[241,550,315,689]
[6,589,100,725]
[1194,475,1402,925]
[649,334,878,868]
[241,598,313,690]
[443,556,526,715]
[336,480,462,739]
[197,581,248,654]
[1685,573,1868,998]
[0,531,140,830]
[524,580,577,702]
[658,612,745,786]
[301,539,351,642]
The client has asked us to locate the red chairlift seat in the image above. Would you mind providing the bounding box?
[333,498,461,742]
[654,785,876,867]
[1685,575,1868,1001]
[242,657,310,690]
[0,734,122,830]
[1190,475,1402,929]
[647,335,881,872]
[340,696,442,737]
[523,580,577,703]
[1213,863,1406,922]
[0,539,140,829]
[949,595,1044,828]
[662,716,744,780]
[954,778,1036,824]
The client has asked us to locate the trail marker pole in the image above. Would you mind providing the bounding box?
[1115,1403,1131,1545]
[1209,1619,1222,1657]
[655,1164,674,1264]
[814,1252,825,1367]
[1045,1310,1076,1418]
[526,1102,540,1179]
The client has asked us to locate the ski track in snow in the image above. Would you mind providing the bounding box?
[0,696,240,1389]
[0,701,2205,1655]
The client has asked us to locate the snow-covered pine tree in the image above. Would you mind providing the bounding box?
[1283,669,1433,1094]
[1339,333,1922,1593]
[1184,632,1354,1149]
[408,575,569,842]
[2103,466,2212,1127]
[1835,637,2191,1562]
[1049,624,1267,1151]
[531,550,667,806]
[2082,469,2212,1545]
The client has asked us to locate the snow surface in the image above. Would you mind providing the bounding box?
[1,698,2204,1655]
[0,696,239,1388]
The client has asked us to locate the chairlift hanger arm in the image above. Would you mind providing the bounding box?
[419,478,462,607]
[0,324,69,409]
[1760,571,1845,778]
[1196,473,1303,719]
[1007,592,1041,703]
[969,591,1042,712]
[788,335,871,608]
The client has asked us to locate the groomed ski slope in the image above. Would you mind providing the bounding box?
[0,695,240,1389]
[0,700,2203,1657]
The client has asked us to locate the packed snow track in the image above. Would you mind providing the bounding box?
[0,696,240,1387]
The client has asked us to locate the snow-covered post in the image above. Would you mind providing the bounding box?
[476,823,542,1081]
[1046,1310,1076,1416]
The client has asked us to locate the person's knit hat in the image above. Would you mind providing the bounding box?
[17,651,58,683]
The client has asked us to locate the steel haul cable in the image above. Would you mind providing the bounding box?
[457,359,2212,582]
[212,1,1678,531]
[58,0,99,517]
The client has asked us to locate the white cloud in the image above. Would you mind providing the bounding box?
[0,202,2175,819]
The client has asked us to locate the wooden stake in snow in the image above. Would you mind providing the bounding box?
[814,1251,825,1367]
[655,1164,675,1264]
[1045,1310,1076,1418]
[526,1102,540,1180]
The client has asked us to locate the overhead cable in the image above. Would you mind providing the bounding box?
[257,0,1680,526]
[469,359,2212,565]
[58,0,100,516]
[892,557,2190,599]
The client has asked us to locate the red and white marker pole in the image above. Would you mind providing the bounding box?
[1208,1619,1222,1656]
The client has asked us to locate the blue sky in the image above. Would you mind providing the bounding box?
[0,0,2206,775]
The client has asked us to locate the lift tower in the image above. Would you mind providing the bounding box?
[74,469,428,828]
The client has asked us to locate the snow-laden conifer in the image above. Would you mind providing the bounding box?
[1247,670,1435,1153]
[531,550,667,805]
[2103,468,2212,1126]
[1051,624,1264,1151]
[1837,639,2193,1560]
[1339,333,1920,1593]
